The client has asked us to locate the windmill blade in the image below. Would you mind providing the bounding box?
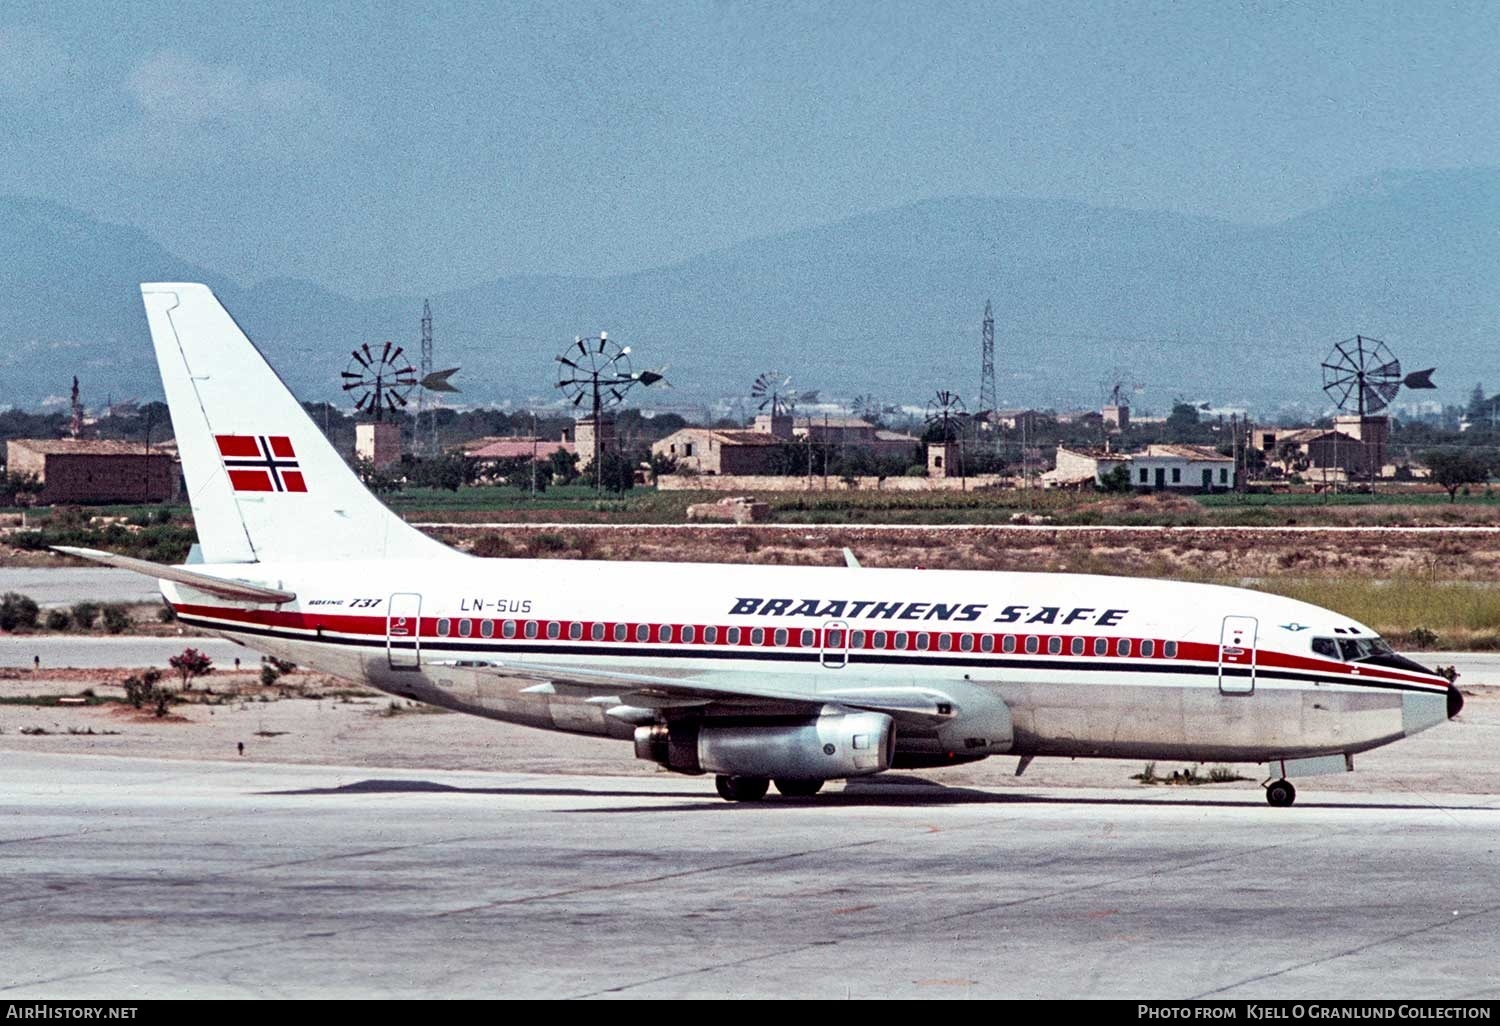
[1404,368,1437,389]
[351,348,370,368]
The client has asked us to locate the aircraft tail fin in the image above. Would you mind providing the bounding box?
[139,283,457,564]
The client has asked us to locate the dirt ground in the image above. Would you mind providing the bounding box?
[2,667,1493,799]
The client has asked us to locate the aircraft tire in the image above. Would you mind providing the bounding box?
[1265,780,1296,807]
[716,775,770,802]
[774,778,825,798]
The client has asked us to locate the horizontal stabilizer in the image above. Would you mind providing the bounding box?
[52,546,296,604]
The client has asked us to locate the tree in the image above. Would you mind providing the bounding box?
[1424,449,1490,502]
[1165,403,1203,442]
[1467,383,1489,421]
[1098,464,1133,493]
[406,453,468,491]
[101,604,131,634]
[169,647,214,690]
[123,668,163,710]
[0,592,39,631]
[548,448,580,485]
[588,451,637,494]
[71,602,100,630]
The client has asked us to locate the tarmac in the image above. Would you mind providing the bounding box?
[3,751,1500,999]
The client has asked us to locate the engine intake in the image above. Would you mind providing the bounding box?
[634,710,895,780]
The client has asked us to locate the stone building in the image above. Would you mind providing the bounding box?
[651,428,784,475]
[6,439,178,504]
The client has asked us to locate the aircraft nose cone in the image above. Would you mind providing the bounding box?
[1448,684,1465,720]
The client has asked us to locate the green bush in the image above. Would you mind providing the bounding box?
[44,609,71,631]
[101,604,131,634]
[71,601,100,630]
[0,592,40,631]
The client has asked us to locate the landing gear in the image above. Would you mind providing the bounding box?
[774,778,825,798]
[1265,779,1297,807]
[715,775,770,802]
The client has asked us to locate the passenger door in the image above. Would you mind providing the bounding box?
[1218,615,1257,694]
[387,593,422,670]
[821,619,849,670]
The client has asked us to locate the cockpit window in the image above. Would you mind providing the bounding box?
[1314,636,1395,662]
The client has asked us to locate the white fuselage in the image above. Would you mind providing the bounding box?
[165,556,1454,770]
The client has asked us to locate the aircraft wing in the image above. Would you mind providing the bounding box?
[429,657,965,725]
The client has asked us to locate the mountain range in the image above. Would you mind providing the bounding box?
[1,168,1494,415]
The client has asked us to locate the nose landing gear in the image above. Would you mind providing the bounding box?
[1265,779,1297,807]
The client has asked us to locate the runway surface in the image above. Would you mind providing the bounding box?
[3,752,1499,999]
[0,567,161,607]
[0,636,258,669]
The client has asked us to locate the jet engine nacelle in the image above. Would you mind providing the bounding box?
[634,710,895,780]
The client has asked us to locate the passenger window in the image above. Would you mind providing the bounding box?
[894,632,908,649]
[1117,638,1131,657]
[915,632,929,650]
[703,626,718,644]
[938,634,953,651]
[436,618,450,637]
[1070,637,1084,655]
[851,630,866,647]
[591,623,605,641]
[1164,641,1177,658]
[459,619,472,637]
[1024,636,1038,654]
[981,635,995,653]
[1003,635,1017,653]
[1048,637,1061,655]
[727,627,741,644]
[613,623,627,642]
[873,631,887,649]
[547,622,560,640]
[1094,637,1107,656]
[480,620,494,638]
[635,624,649,642]
[960,634,973,652]
[1141,639,1156,658]
[569,622,582,640]
[774,628,788,647]
[801,629,814,647]
[525,621,538,639]
[502,620,516,638]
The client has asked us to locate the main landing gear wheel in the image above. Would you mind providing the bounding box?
[774,779,825,798]
[715,775,770,802]
[1265,780,1297,807]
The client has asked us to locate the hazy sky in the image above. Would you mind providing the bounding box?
[2,1,1495,297]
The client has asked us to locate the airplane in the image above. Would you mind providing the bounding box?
[59,283,1463,807]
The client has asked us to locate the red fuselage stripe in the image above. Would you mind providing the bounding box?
[172,603,1448,691]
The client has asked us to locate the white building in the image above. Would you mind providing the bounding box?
[1046,444,1234,491]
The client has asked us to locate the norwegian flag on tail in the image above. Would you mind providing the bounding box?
[215,435,307,493]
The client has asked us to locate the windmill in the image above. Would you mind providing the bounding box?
[1320,335,1436,488]
[924,390,967,441]
[750,371,797,418]
[554,332,666,487]
[342,341,418,421]
[1321,335,1435,418]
